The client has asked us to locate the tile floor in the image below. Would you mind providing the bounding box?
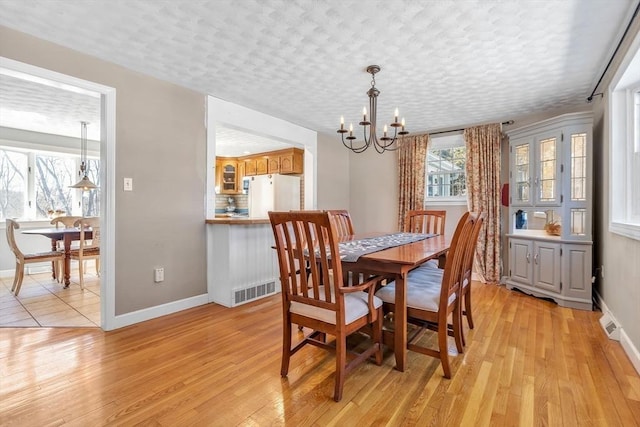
[0,268,100,328]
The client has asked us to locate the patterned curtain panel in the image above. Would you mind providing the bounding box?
[464,124,502,283]
[397,134,429,231]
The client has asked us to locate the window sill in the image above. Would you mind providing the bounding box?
[609,221,640,241]
[425,198,468,207]
[0,219,53,229]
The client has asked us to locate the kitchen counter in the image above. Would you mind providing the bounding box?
[206,217,270,225]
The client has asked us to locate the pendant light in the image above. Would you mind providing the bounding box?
[70,121,97,190]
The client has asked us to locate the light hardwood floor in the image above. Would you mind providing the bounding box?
[0,270,100,327]
[1,282,639,426]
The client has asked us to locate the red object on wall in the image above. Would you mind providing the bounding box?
[501,183,509,206]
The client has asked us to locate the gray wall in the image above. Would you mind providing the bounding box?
[0,26,207,315]
[316,132,350,211]
[590,19,640,358]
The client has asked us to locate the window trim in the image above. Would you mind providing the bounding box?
[609,27,640,241]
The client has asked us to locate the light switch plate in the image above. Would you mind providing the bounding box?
[124,177,133,191]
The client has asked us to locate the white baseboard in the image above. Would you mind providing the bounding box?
[108,293,209,331]
[594,290,640,376]
[620,328,640,376]
[0,265,52,278]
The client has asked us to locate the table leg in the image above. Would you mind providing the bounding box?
[63,234,72,288]
[394,273,407,372]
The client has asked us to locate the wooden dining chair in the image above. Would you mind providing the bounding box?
[404,210,446,235]
[50,215,82,282]
[375,212,476,378]
[413,211,485,346]
[269,210,383,401]
[325,209,355,238]
[404,210,447,268]
[458,212,485,344]
[6,219,65,296]
[70,217,101,289]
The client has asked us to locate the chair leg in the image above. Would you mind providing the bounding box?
[56,260,62,283]
[78,259,85,290]
[334,331,346,402]
[13,266,25,296]
[453,303,464,354]
[281,317,292,377]
[373,308,383,366]
[464,287,474,330]
[439,323,452,379]
[95,258,100,276]
[11,263,20,293]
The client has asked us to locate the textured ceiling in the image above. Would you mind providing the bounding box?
[0,0,637,155]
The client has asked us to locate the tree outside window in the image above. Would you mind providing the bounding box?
[0,147,100,220]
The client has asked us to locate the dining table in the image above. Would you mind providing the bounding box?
[21,227,92,288]
[338,232,450,372]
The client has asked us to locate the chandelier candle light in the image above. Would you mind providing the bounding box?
[338,65,408,153]
[70,121,97,190]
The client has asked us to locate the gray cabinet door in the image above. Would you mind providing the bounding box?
[533,241,561,293]
[562,244,592,301]
[510,239,533,285]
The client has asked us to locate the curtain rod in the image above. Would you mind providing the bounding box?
[428,120,514,136]
[587,1,640,102]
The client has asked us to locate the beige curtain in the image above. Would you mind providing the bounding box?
[464,124,502,284]
[397,134,429,231]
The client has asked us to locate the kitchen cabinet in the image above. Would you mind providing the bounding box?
[216,158,240,194]
[505,112,593,310]
[268,157,279,174]
[244,159,257,176]
[278,148,304,174]
[255,157,268,175]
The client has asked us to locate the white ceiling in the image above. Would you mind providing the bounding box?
[0,0,637,155]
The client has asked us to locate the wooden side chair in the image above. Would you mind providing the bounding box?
[404,209,446,235]
[404,210,447,268]
[375,212,476,378]
[5,219,64,296]
[325,209,355,238]
[414,211,485,346]
[70,217,101,289]
[50,215,82,282]
[458,212,485,344]
[269,210,383,401]
[51,216,83,229]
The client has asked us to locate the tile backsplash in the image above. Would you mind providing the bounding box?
[215,194,248,214]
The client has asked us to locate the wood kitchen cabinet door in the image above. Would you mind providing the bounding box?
[267,157,279,173]
[244,159,257,176]
[255,157,268,175]
[279,148,304,174]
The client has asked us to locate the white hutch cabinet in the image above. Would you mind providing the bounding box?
[505,112,593,310]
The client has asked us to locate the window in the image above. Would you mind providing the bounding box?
[0,146,100,221]
[426,134,467,204]
[609,28,640,240]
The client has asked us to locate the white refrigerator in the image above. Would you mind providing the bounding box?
[248,174,301,218]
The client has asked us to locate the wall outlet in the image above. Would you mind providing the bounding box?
[154,267,164,283]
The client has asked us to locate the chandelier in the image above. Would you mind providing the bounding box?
[69,121,97,190]
[337,65,408,153]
